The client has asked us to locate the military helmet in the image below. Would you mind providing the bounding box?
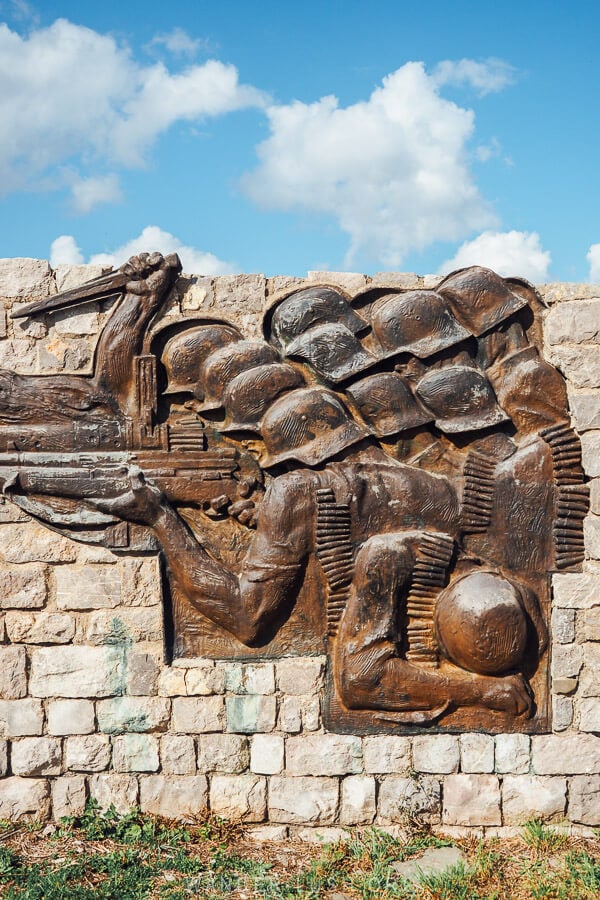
[270,286,368,354]
[284,322,377,383]
[161,323,241,397]
[347,372,433,437]
[435,571,528,675]
[198,340,280,412]
[414,365,509,433]
[437,266,529,336]
[260,386,369,468]
[371,291,471,360]
[218,363,305,434]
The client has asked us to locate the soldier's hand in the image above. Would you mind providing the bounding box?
[477,673,532,717]
[120,252,182,297]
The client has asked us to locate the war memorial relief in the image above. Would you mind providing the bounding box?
[0,252,597,828]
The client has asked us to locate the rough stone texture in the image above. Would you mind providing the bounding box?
[97,697,170,734]
[276,658,324,695]
[11,737,62,776]
[569,775,600,825]
[277,696,302,733]
[30,646,124,698]
[0,258,51,298]
[55,565,121,609]
[552,573,600,607]
[0,699,44,737]
[209,774,266,822]
[66,735,111,772]
[391,847,467,882]
[532,735,600,774]
[113,734,160,772]
[340,775,376,825]
[5,612,75,644]
[89,774,139,813]
[250,734,284,774]
[570,394,600,431]
[197,734,249,773]
[584,514,600,556]
[286,734,362,776]
[160,734,197,775]
[126,653,160,696]
[553,695,573,731]
[378,776,441,825]
[460,734,495,774]
[413,735,460,774]
[443,775,501,826]
[0,777,50,821]
[268,776,339,824]
[172,697,224,733]
[0,522,78,564]
[363,736,412,774]
[551,608,576,644]
[52,776,87,820]
[226,695,276,733]
[185,664,226,696]
[139,775,208,820]
[502,775,566,824]
[0,646,27,699]
[158,668,187,697]
[1,565,47,608]
[545,299,600,344]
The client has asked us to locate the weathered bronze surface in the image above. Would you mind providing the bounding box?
[0,255,589,732]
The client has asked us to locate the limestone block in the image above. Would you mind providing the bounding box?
[0,777,50,821]
[340,775,376,825]
[551,608,576,644]
[12,737,62,776]
[372,272,421,289]
[0,307,5,338]
[577,698,600,732]
[139,775,208,820]
[210,774,266,822]
[158,668,187,697]
[126,652,159,696]
[224,662,274,694]
[213,275,266,314]
[551,643,583,679]
[172,697,224,733]
[548,346,600,389]
[502,775,566,824]
[113,734,160,773]
[97,697,170,734]
[276,657,324,695]
[581,606,600,641]
[226,695,276,733]
[1,523,77,564]
[552,573,600,608]
[246,824,289,841]
[541,283,600,304]
[53,264,108,293]
[584,514,600,556]
[301,696,321,731]
[185,663,226,696]
[52,775,87,820]
[267,275,305,298]
[66,735,111,772]
[78,607,163,645]
[307,271,367,294]
[532,734,600,774]
[591,479,600,515]
[90,774,139,814]
[362,736,412,774]
[1,564,47,608]
[250,734,284,774]
[377,775,441,825]
[53,306,100,336]
[545,299,600,344]
[442,774,501,826]
[278,696,301,733]
[30,646,124,698]
[568,775,600,825]
[553,677,578,695]
[0,646,27,699]
[286,734,362,776]
[0,258,51,298]
[48,699,95,735]
[55,564,120,609]
[460,734,495,774]
[552,695,573,731]
[0,338,37,372]
[180,276,213,312]
[197,734,249,773]
[413,735,460,774]
[0,742,7,776]
[0,699,44,736]
[5,612,75,644]
[0,498,29,524]
[494,734,531,774]
[119,558,162,607]
[268,776,339,825]
[570,394,600,431]
[160,734,197,775]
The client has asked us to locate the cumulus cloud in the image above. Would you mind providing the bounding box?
[69,174,123,214]
[432,58,517,96]
[587,244,600,282]
[148,27,206,57]
[0,19,266,203]
[50,226,236,275]
[241,61,504,267]
[438,230,552,281]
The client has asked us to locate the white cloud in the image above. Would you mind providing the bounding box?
[50,235,84,266]
[241,61,501,267]
[51,226,236,275]
[432,58,517,96]
[0,19,266,200]
[587,244,600,282]
[148,27,205,57]
[438,230,551,281]
[70,174,123,214]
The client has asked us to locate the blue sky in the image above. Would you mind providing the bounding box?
[1,0,599,281]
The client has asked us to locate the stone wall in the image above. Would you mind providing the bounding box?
[0,258,598,837]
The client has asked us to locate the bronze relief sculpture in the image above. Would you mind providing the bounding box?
[0,253,589,733]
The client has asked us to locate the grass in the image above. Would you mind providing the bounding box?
[0,805,598,898]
